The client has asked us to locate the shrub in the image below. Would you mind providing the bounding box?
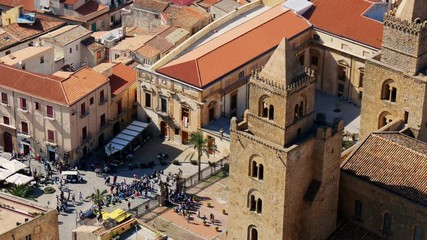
[190,160,198,165]
[207,202,212,208]
[215,226,219,231]
[172,160,180,165]
[43,187,56,194]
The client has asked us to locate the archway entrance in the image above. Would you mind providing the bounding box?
[160,121,167,137]
[3,132,12,153]
[113,122,120,136]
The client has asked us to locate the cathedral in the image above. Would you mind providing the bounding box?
[228,0,427,239]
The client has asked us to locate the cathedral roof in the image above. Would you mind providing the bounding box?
[342,132,427,206]
[395,0,427,22]
[258,38,304,86]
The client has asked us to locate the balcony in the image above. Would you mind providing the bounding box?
[99,98,108,106]
[80,110,90,118]
[155,108,171,119]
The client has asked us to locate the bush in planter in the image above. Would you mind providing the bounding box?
[215,226,220,232]
[190,160,198,165]
[172,160,180,165]
[207,202,212,208]
[43,186,55,194]
[222,209,227,215]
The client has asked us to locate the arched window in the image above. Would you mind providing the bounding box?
[391,87,397,102]
[354,200,363,221]
[251,161,258,178]
[378,111,392,128]
[262,102,268,118]
[258,164,264,180]
[250,195,256,211]
[256,199,262,213]
[299,101,304,117]
[381,84,391,100]
[268,105,274,120]
[294,104,299,121]
[383,213,392,233]
[248,226,258,240]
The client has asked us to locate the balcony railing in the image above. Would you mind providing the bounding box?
[99,98,108,105]
[80,109,90,118]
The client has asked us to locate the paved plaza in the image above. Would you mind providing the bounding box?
[1,137,224,240]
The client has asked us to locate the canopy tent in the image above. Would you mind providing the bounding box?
[0,157,9,166]
[283,0,313,15]
[0,168,15,180]
[5,173,33,185]
[2,159,27,172]
[105,120,149,156]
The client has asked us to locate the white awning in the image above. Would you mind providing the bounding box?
[283,0,313,15]
[0,157,9,166]
[0,168,15,180]
[6,173,33,185]
[2,160,27,172]
[105,120,149,156]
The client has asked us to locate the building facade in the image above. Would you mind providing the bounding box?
[228,38,344,240]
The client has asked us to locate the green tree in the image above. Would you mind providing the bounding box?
[186,131,217,181]
[86,188,108,219]
[9,184,31,198]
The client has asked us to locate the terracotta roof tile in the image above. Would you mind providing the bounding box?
[134,0,170,11]
[0,0,34,11]
[164,5,209,29]
[62,67,109,104]
[75,0,108,17]
[0,14,65,49]
[0,64,67,105]
[157,5,311,88]
[329,221,385,240]
[63,0,79,5]
[41,25,91,46]
[342,132,427,206]
[304,0,383,49]
[136,44,162,59]
[109,63,136,96]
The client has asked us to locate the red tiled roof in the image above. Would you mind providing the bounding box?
[110,63,136,96]
[0,64,67,104]
[63,0,79,5]
[0,0,34,11]
[156,5,311,88]
[304,0,383,49]
[170,0,196,6]
[342,132,427,206]
[329,221,385,240]
[164,5,210,29]
[134,0,169,11]
[0,14,66,49]
[75,0,108,16]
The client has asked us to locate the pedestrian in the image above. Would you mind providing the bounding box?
[197,209,200,218]
[127,201,131,210]
[71,193,76,202]
[79,192,83,202]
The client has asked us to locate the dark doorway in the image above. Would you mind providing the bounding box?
[113,122,120,136]
[82,146,88,157]
[160,121,167,137]
[98,134,105,149]
[3,132,12,153]
[209,107,215,122]
[22,143,30,155]
[48,150,55,162]
[182,131,188,144]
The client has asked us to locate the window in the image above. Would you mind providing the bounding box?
[354,200,363,221]
[391,87,397,102]
[25,235,32,240]
[46,105,54,118]
[258,164,264,180]
[209,107,215,122]
[383,213,392,234]
[47,130,55,143]
[82,126,87,140]
[115,54,120,59]
[238,71,244,79]
[81,102,86,117]
[268,105,274,120]
[28,41,33,47]
[359,91,363,100]
[5,50,10,55]
[160,98,167,112]
[21,121,29,135]
[40,56,44,64]
[69,48,72,54]
[100,90,105,104]
[96,50,102,59]
[311,56,318,66]
[145,93,151,108]
[359,72,364,88]
[230,92,237,117]
[34,102,40,110]
[299,55,305,66]
[182,107,190,128]
[248,226,258,240]
[404,111,409,124]
[251,161,258,178]
[21,63,25,70]
[256,199,262,213]
[90,97,94,105]
[100,113,106,127]
[313,34,320,41]
[414,226,423,240]
[117,99,122,114]
[3,116,9,125]
[338,66,346,81]
[155,14,159,19]
[20,98,27,110]
[1,92,7,104]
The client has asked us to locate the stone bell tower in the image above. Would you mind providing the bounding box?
[228,38,344,240]
[360,0,427,141]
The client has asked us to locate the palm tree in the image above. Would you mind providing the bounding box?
[86,188,108,220]
[9,184,31,198]
[186,131,217,181]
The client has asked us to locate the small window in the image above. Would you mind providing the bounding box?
[90,97,94,105]
[25,235,32,240]
[359,72,364,88]
[311,56,318,66]
[3,116,9,125]
[46,105,54,118]
[155,14,159,19]
[1,92,8,104]
[359,91,363,100]
[160,98,167,112]
[117,99,122,114]
[81,102,86,116]
[256,199,262,213]
[145,93,151,108]
[82,126,87,140]
[5,50,10,55]
[20,98,27,110]
[21,63,25,70]
[96,51,102,59]
[100,90,105,104]
[100,113,106,127]
[70,48,72,54]
[21,121,29,135]
[238,71,244,79]
[47,130,55,143]
[40,56,44,64]
[115,54,120,59]
[338,66,346,81]
[34,102,40,110]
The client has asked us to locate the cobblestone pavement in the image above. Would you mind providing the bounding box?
[141,173,229,240]
[3,138,222,240]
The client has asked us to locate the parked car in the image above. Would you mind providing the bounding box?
[61,171,83,183]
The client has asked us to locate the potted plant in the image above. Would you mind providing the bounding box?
[207,202,212,208]
[222,209,226,215]
[215,226,219,232]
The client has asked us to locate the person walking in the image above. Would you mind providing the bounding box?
[79,192,83,202]
[127,201,131,210]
